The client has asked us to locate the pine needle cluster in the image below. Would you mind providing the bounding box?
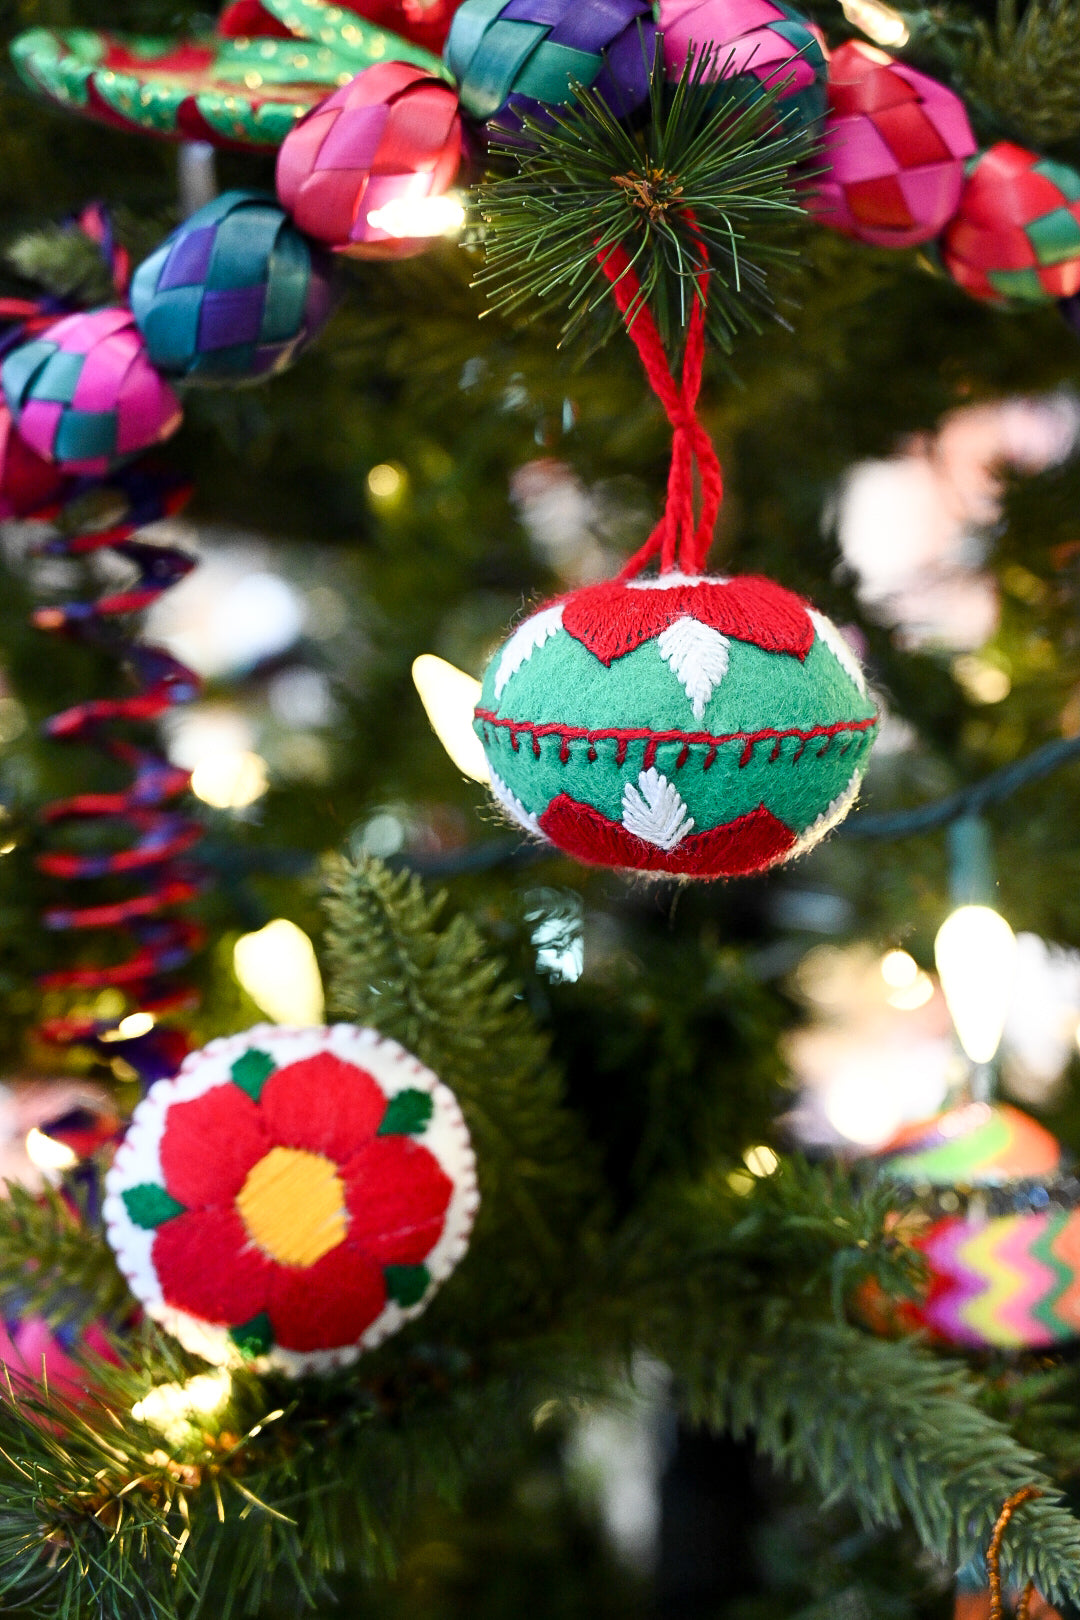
[957,0,1080,149]
[472,49,816,353]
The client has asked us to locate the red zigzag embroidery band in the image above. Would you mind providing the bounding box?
[474,710,879,769]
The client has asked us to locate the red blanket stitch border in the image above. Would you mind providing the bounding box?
[474,710,879,770]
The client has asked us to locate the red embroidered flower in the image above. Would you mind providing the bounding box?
[557,575,815,666]
[143,1048,453,1356]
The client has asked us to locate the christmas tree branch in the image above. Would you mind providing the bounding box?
[698,1323,1080,1605]
[0,1179,132,1328]
[473,47,814,353]
[322,853,602,1324]
[956,0,1080,149]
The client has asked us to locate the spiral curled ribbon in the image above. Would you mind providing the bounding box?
[596,236,723,580]
[30,462,205,1068]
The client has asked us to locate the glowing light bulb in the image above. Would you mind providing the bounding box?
[366,462,404,501]
[25,1127,78,1172]
[839,0,910,45]
[191,750,268,810]
[233,919,325,1026]
[880,949,918,989]
[412,654,490,784]
[743,1144,779,1177]
[934,904,1017,1065]
[117,1012,155,1039]
[366,194,466,240]
[133,1370,232,1445]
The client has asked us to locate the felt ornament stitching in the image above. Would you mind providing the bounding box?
[471,236,878,879]
[103,1023,479,1375]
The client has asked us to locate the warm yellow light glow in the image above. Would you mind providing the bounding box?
[133,1370,232,1445]
[25,1127,78,1172]
[839,0,910,44]
[727,1169,756,1196]
[366,462,404,500]
[934,904,1017,1064]
[366,193,466,240]
[191,750,268,810]
[233,918,325,1026]
[117,1012,156,1039]
[886,971,935,1011]
[743,1144,779,1177]
[412,654,490,784]
[952,654,1011,705]
[880,948,918,989]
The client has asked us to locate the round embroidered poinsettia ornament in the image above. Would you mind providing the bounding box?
[103,1024,479,1374]
[473,573,878,878]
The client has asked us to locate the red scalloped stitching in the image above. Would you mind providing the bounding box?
[557,575,815,665]
[474,709,877,769]
[538,796,797,876]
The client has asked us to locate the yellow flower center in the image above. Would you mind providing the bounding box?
[236,1146,347,1268]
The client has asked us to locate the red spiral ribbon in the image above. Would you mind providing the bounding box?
[31,461,205,1070]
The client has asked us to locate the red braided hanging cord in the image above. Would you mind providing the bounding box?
[596,239,723,579]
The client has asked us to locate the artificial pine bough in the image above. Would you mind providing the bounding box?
[0,858,1071,1614]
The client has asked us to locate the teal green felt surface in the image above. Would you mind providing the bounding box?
[475,613,878,837]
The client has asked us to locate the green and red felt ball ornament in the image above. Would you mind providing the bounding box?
[104,1024,479,1374]
[473,572,877,877]
[466,243,879,880]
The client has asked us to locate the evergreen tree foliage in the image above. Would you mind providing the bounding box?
[1,0,1080,1613]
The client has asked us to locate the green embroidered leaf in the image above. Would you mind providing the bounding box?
[231,1049,276,1101]
[377,1088,433,1136]
[229,1312,273,1358]
[121,1184,185,1229]
[384,1264,430,1307]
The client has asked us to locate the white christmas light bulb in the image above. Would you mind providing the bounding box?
[934,904,1017,1064]
[412,654,490,784]
[233,919,325,1026]
[366,195,466,240]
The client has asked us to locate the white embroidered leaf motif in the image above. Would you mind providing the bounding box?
[621,769,695,850]
[493,604,565,700]
[656,616,730,720]
[808,608,868,696]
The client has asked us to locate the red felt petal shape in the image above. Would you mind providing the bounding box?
[258,1051,388,1161]
[343,1135,453,1265]
[538,795,797,877]
[266,1242,387,1351]
[158,1083,268,1208]
[153,1206,272,1325]
[557,576,814,666]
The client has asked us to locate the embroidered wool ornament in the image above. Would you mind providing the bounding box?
[809,41,975,249]
[0,309,183,475]
[130,190,335,385]
[276,64,463,260]
[443,0,655,132]
[473,574,877,877]
[659,0,828,131]
[940,142,1080,306]
[104,1024,479,1374]
[866,1102,1080,1350]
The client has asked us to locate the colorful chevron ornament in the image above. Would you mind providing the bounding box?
[874,1102,1080,1349]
